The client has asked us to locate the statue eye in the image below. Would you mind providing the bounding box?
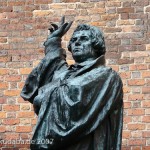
[71,37,77,42]
[80,36,89,41]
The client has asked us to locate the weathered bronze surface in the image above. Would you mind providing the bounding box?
[21,16,123,150]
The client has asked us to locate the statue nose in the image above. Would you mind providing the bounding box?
[75,39,81,46]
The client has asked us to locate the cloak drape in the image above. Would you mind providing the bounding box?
[21,37,123,150]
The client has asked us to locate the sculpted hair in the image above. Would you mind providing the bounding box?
[68,24,106,57]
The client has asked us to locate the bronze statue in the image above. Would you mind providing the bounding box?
[21,16,123,150]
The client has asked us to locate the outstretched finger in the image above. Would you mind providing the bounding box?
[51,23,58,30]
[58,22,69,35]
[60,16,65,26]
[48,27,54,33]
[63,21,73,34]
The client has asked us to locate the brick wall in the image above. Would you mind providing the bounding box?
[0,0,150,149]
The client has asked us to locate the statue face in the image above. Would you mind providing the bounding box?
[70,30,97,63]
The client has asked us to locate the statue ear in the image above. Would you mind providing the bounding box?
[92,39,106,57]
[92,40,100,50]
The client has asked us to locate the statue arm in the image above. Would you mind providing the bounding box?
[20,17,72,103]
[20,39,66,103]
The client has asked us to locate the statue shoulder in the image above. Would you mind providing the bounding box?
[96,66,122,83]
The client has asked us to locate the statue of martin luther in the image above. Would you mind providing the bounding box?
[21,16,123,150]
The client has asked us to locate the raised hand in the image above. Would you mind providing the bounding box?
[48,16,73,39]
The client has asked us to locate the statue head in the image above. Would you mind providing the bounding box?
[68,24,106,63]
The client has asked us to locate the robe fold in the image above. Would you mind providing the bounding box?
[21,37,123,150]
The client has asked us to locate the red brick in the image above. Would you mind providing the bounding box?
[0,68,8,75]
[35,0,51,4]
[118,32,144,39]
[122,131,131,139]
[20,133,29,139]
[128,139,145,146]
[75,15,91,22]
[142,101,150,107]
[3,105,20,111]
[0,126,6,132]
[88,8,106,15]
[0,31,9,37]
[16,126,32,133]
[17,112,35,118]
[131,0,149,6]
[106,2,121,7]
[142,131,150,138]
[128,94,144,101]
[8,0,25,6]
[128,124,145,130]
[0,112,6,118]
[120,72,131,79]
[101,14,119,21]
[117,8,134,13]
[142,71,150,78]
[142,116,150,123]
[0,83,9,89]
[17,97,28,103]
[3,119,20,125]
[128,109,145,116]
[143,146,150,150]
[119,45,136,52]
[9,37,24,43]
[123,116,132,124]
[129,13,148,19]
[142,87,150,94]
[121,147,130,150]
[0,1,7,7]
[5,75,21,82]
[5,12,25,19]
[62,9,77,16]
[121,13,129,19]
[4,90,21,96]
[124,102,131,108]
[0,6,13,14]
[130,51,149,58]
[128,79,145,86]
[77,2,94,9]
[130,64,147,71]
[132,146,141,150]
[0,97,7,104]
[104,27,122,33]
[123,1,131,7]
[18,82,25,89]
[0,56,12,62]
[123,86,131,93]
[117,20,135,25]
[0,13,6,19]
[33,10,53,17]
[19,68,32,75]
[131,38,147,45]
[4,133,20,140]
[25,5,40,11]
[0,19,10,25]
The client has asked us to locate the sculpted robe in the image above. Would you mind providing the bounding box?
[21,37,123,150]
